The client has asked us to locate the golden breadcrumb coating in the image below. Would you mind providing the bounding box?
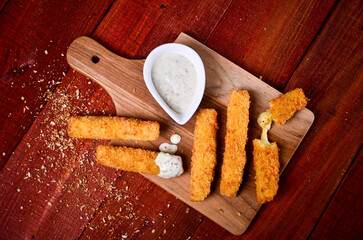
[269,88,308,125]
[190,109,218,201]
[253,140,279,203]
[68,116,159,140]
[220,90,250,196]
[96,145,160,175]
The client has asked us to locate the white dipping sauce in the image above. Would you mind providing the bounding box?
[155,152,184,178]
[170,134,181,144]
[159,143,178,154]
[152,54,197,113]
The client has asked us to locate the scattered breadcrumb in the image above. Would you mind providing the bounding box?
[75,89,79,99]
[4,61,182,239]
[186,207,190,213]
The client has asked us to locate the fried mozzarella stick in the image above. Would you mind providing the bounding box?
[68,116,159,141]
[269,88,308,125]
[253,111,280,203]
[253,88,307,203]
[97,145,159,174]
[253,140,279,203]
[96,145,184,178]
[220,90,250,196]
[190,109,218,201]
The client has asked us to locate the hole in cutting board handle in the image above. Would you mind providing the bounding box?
[91,56,100,63]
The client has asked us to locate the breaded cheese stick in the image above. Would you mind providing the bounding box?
[253,140,279,203]
[252,88,307,203]
[97,146,184,178]
[269,88,308,125]
[68,116,159,140]
[190,109,218,201]
[97,145,160,175]
[220,90,250,196]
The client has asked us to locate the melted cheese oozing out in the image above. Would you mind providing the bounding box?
[257,111,273,145]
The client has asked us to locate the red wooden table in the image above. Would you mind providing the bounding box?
[0,0,362,239]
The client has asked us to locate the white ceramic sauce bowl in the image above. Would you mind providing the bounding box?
[143,43,205,125]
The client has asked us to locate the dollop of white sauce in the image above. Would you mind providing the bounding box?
[151,53,197,113]
[155,152,184,178]
[170,134,181,144]
[159,143,178,154]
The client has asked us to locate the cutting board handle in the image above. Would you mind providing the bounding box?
[66,36,146,114]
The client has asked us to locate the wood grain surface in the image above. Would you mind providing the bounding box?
[0,0,361,239]
[0,0,114,168]
[191,0,363,239]
[205,0,336,90]
[310,149,363,240]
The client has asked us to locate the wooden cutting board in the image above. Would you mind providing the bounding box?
[66,33,314,235]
